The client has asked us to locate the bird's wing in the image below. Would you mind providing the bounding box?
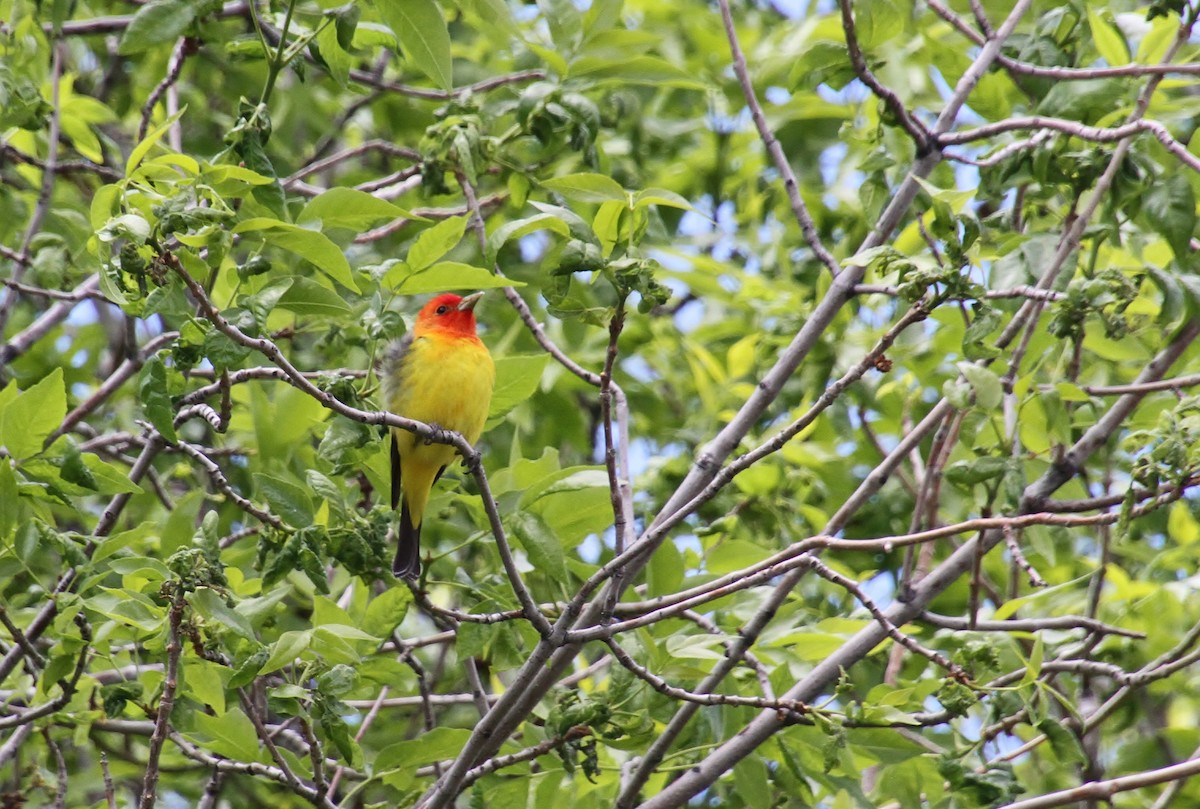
[390,432,402,510]
[379,331,414,409]
[382,332,414,512]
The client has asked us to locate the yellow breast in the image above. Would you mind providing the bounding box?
[388,333,495,446]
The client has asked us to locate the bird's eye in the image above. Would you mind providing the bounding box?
[435,305,449,315]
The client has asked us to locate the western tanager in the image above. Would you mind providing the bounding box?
[381,292,494,578]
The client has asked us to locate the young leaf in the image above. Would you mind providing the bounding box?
[541,173,627,204]
[407,216,468,271]
[374,0,453,90]
[277,277,353,317]
[957,362,1003,411]
[138,355,179,443]
[297,188,418,231]
[389,262,519,295]
[489,355,549,418]
[486,213,572,264]
[509,510,568,581]
[0,368,66,460]
[1086,7,1129,66]
[233,218,360,292]
[118,0,196,55]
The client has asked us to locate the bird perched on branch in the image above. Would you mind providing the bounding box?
[381,292,494,579]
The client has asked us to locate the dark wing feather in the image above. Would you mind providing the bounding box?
[383,332,422,578]
[390,432,402,510]
[382,332,414,513]
[379,332,415,409]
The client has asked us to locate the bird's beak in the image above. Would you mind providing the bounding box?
[457,292,484,312]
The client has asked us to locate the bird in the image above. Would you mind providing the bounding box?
[380,292,495,579]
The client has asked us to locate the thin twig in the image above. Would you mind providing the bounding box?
[138,586,186,809]
[137,37,194,140]
[720,0,840,277]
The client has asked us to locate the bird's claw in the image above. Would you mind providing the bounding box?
[461,450,482,474]
[423,423,445,446]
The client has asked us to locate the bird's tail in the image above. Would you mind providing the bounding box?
[393,501,421,579]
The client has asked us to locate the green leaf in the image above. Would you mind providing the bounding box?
[1054,382,1090,402]
[375,727,472,772]
[486,213,572,263]
[583,0,622,39]
[1087,8,1129,66]
[541,173,627,204]
[0,461,17,542]
[1036,717,1085,763]
[1,368,65,460]
[125,108,188,177]
[1035,79,1126,123]
[520,468,609,505]
[227,647,269,689]
[317,697,360,764]
[333,2,361,50]
[192,709,259,762]
[509,510,568,581]
[570,55,707,89]
[313,14,353,87]
[362,587,412,638]
[253,473,314,527]
[957,362,1003,411]
[261,629,313,675]
[311,626,371,664]
[183,658,229,714]
[489,355,549,418]
[233,218,360,292]
[408,216,468,271]
[118,0,197,55]
[633,187,697,212]
[316,624,380,642]
[276,277,353,317]
[190,587,256,641]
[297,188,418,231]
[316,663,359,697]
[1025,634,1044,684]
[100,680,144,717]
[646,534,683,597]
[108,555,172,579]
[526,41,568,77]
[1137,14,1177,64]
[87,588,165,632]
[592,200,625,258]
[944,456,1008,487]
[460,0,520,38]
[388,261,519,295]
[138,355,179,443]
[524,468,612,547]
[538,0,582,51]
[375,0,453,90]
[202,163,275,189]
[995,572,1092,624]
[789,40,858,91]
[666,633,727,661]
[307,470,348,520]
[856,0,904,47]
[1144,173,1196,259]
[734,759,771,809]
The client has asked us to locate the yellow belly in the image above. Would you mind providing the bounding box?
[388,333,494,443]
[387,333,494,524]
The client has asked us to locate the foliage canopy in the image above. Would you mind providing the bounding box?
[5,0,1200,807]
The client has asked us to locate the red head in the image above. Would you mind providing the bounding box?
[413,292,484,339]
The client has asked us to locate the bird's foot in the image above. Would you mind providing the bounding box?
[423,423,445,445]
[461,449,482,474]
